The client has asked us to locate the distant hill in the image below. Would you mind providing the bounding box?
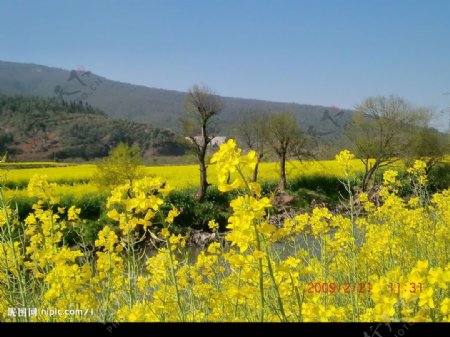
[0,95,186,161]
[0,60,353,139]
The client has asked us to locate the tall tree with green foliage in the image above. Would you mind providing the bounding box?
[93,142,143,191]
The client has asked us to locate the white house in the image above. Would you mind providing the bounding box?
[185,136,227,147]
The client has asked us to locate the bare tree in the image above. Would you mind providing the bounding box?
[181,85,224,201]
[234,110,269,182]
[346,96,429,191]
[265,111,306,191]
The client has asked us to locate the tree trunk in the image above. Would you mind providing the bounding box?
[425,158,434,175]
[252,161,260,182]
[196,151,208,201]
[278,152,287,192]
[362,161,380,192]
[252,154,264,182]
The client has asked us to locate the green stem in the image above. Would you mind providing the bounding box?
[233,268,242,319]
[254,225,265,322]
[0,191,28,321]
[264,243,288,322]
[166,237,185,322]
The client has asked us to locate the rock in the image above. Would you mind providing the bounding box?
[272,194,295,209]
[187,230,218,248]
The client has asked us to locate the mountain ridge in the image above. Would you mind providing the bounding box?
[0,59,343,107]
[0,60,353,138]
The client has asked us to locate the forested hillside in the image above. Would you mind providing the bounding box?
[0,95,186,161]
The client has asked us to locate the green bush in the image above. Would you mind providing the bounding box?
[59,192,106,220]
[428,163,450,192]
[374,163,449,197]
[165,187,235,231]
[9,192,106,221]
[6,192,107,247]
[63,219,106,247]
[287,175,347,201]
[2,177,90,190]
[10,195,35,221]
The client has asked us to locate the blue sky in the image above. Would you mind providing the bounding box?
[0,0,449,129]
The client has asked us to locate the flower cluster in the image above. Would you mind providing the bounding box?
[210,139,260,195]
[0,145,448,322]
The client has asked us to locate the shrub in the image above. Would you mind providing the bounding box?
[165,187,234,231]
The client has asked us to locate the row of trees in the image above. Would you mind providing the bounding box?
[181,85,316,200]
[181,85,449,200]
[233,111,313,191]
[92,85,448,202]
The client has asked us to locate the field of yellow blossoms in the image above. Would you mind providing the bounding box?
[1,157,367,187]
[0,140,448,322]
